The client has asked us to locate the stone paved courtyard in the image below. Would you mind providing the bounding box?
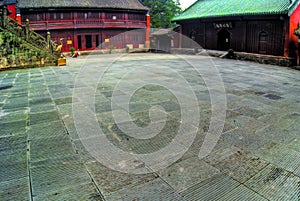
[0,53,299,200]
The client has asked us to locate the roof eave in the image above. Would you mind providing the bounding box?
[173,11,289,22]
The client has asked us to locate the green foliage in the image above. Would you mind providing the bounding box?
[125,45,130,53]
[70,47,75,55]
[140,0,182,28]
[108,45,114,54]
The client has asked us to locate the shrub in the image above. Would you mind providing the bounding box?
[69,47,75,55]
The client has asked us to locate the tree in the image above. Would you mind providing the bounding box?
[140,0,182,28]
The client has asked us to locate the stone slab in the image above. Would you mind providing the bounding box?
[244,164,300,201]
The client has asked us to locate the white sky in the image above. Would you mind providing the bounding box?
[179,0,197,9]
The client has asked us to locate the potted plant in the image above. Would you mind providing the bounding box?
[70,47,75,56]
[126,45,130,53]
[108,45,114,54]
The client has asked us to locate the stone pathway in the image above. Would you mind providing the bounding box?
[0,53,299,200]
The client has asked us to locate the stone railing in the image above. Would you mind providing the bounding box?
[0,4,59,69]
[5,17,57,54]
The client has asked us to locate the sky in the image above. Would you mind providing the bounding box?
[179,0,197,10]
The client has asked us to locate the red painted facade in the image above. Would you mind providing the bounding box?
[19,9,148,52]
[7,4,16,19]
[285,2,300,63]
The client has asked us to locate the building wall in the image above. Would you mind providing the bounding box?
[38,28,146,52]
[178,16,286,56]
[246,20,284,56]
[20,9,148,52]
[288,3,300,60]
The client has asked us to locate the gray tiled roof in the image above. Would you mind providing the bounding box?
[18,0,149,11]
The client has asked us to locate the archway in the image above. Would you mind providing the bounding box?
[217,29,231,51]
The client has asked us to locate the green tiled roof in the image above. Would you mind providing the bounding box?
[18,0,149,11]
[173,0,292,21]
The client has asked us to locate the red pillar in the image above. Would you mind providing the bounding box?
[7,4,16,20]
[16,13,21,24]
[145,14,150,49]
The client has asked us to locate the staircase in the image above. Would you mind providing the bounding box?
[0,4,59,69]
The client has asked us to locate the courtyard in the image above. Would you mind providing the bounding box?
[0,53,299,200]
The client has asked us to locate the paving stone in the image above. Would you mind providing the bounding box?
[0,135,27,153]
[29,97,53,105]
[128,101,151,113]
[3,97,28,110]
[0,157,27,181]
[85,160,157,196]
[288,138,300,152]
[29,88,50,97]
[0,136,27,171]
[130,89,174,104]
[106,117,181,154]
[0,177,30,201]
[155,101,180,112]
[56,104,79,138]
[0,120,27,136]
[106,178,182,201]
[158,157,220,193]
[219,116,268,151]
[30,135,75,162]
[244,164,300,201]
[255,124,299,144]
[0,110,28,123]
[233,105,265,119]
[30,155,93,198]
[256,112,299,136]
[252,143,300,173]
[54,96,74,105]
[29,103,56,113]
[28,120,68,140]
[33,182,103,201]
[29,110,60,125]
[95,101,113,113]
[182,173,240,200]
[219,184,268,201]
[1,54,300,200]
[96,109,132,125]
[205,148,268,183]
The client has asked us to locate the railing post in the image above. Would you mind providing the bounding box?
[47,31,51,51]
[25,19,29,40]
[3,5,8,28]
[0,5,3,27]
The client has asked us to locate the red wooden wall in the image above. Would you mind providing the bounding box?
[286,3,300,62]
[20,10,148,52]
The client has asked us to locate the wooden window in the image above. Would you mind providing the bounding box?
[63,13,71,20]
[128,14,145,21]
[50,13,57,20]
[88,12,98,19]
[106,13,123,20]
[77,12,98,19]
[259,31,268,54]
[259,31,268,42]
[23,13,44,21]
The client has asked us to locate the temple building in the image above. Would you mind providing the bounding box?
[16,0,149,52]
[173,0,300,61]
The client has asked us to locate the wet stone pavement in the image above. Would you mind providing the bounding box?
[0,53,299,200]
